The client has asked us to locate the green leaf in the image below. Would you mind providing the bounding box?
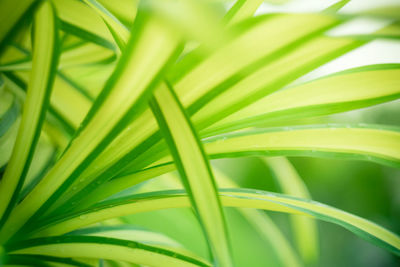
[52,0,116,50]
[203,125,400,168]
[77,163,176,210]
[82,0,130,49]
[0,0,36,50]
[224,0,264,25]
[96,0,137,27]
[0,11,182,244]
[2,71,87,134]
[150,83,232,267]
[205,65,400,135]
[0,42,116,71]
[193,36,363,132]
[0,89,19,138]
[6,236,210,267]
[32,189,400,257]
[213,169,302,267]
[5,254,92,267]
[0,118,20,170]
[18,133,57,202]
[0,0,59,228]
[324,0,351,13]
[70,224,206,261]
[81,123,400,208]
[44,0,229,216]
[57,13,343,208]
[265,157,318,264]
[360,5,400,20]
[174,13,338,108]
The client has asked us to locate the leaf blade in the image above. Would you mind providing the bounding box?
[205,65,400,135]
[151,83,232,267]
[0,11,181,243]
[7,236,210,267]
[33,189,400,257]
[265,157,319,264]
[0,0,59,228]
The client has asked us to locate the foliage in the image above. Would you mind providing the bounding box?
[0,0,399,266]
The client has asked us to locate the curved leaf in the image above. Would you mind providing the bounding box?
[150,83,232,267]
[205,65,400,135]
[83,0,130,49]
[52,0,116,50]
[0,0,36,49]
[193,36,363,132]
[0,11,182,243]
[83,125,400,208]
[203,125,400,168]
[33,189,400,257]
[57,13,343,208]
[6,235,210,267]
[224,0,264,25]
[0,0,59,228]
[214,170,302,267]
[265,157,318,264]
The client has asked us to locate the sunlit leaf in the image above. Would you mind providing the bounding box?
[33,189,400,257]
[0,0,59,227]
[265,157,318,264]
[151,83,232,266]
[7,235,210,267]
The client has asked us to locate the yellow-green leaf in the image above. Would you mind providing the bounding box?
[151,83,232,267]
[0,0,59,227]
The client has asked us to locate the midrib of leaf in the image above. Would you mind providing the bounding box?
[0,0,59,229]
[31,189,400,257]
[0,12,181,244]
[150,83,232,267]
